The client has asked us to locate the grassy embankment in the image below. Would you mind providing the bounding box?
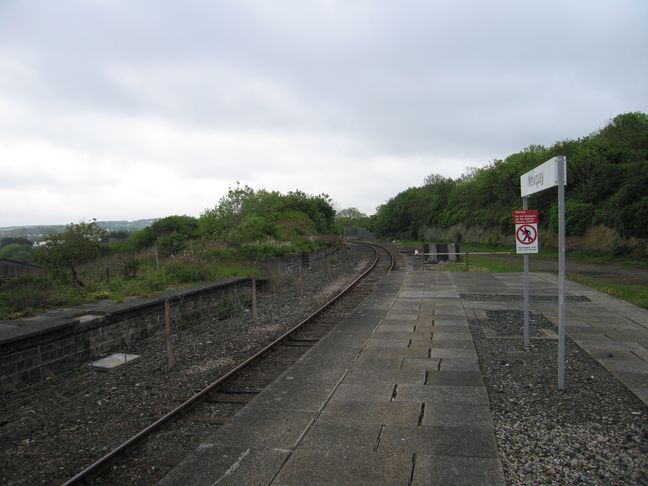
[0,244,261,320]
[398,240,648,310]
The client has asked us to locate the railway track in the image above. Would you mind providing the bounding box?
[62,241,395,485]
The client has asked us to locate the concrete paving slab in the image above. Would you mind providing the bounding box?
[391,302,421,310]
[430,340,476,350]
[432,331,473,341]
[632,387,648,404]
[278,362,349,385]
[330,383,395,403]
[379,425,499,457]
[422,403,494,428]
[434,310,466,317]
[596,358,648,374]
[374,323,416,333]
[433,317,469,324]
[615,371,648,388]
[372,331,416,340]
[273,448,413,486]
[401,358,443,372]
[439,358,481,371]
[298,422,383,452]
[250,379,334,411]
[411,455,506,485]
[385,312,419,320]
[208,408,315,449]
[318,401,422,426]
[159,445,289,486]
[395,384,490,405]
[424,371,484,386]
[428,348,478,359]
[342,367,426,386]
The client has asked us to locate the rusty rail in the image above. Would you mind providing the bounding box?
[62,241,393,485]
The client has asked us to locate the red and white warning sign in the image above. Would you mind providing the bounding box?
[513,210,539,254]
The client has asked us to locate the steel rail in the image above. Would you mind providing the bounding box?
[63,241,393,485]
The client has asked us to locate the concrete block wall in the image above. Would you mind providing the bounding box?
[0,278,251,388]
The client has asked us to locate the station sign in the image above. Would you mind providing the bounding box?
[513,209,539,254]
[520,156,567,197]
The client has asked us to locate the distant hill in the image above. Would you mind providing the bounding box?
[0,219,157,241]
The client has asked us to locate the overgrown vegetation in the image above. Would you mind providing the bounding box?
[0,238,35,264]
[373,112,648,256]
[0,188,338,319]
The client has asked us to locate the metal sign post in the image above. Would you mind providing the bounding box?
[512,207,538,349]
[523,197,530,350]
[519,155,567,390]
[557,157,567,389]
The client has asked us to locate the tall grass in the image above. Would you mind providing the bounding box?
[0,242,260,319]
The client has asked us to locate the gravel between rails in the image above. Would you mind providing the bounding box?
[470,310,648,486]
[0,243,375,486]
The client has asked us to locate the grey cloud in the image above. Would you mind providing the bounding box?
[0,0,646,225]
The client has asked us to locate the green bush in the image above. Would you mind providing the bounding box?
[239,240,296,259]
[156,231,187,257]
[162,255,209,283]
[0,276,84,318]
[549,200,594,236]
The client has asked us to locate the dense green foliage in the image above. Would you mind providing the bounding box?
[335,208,375,233]
[1,188,338,318]
[198,186,336,254]
[0,238,34,264]
[128,215,199,253]
[374,112,648,243]
[34,220,108,286]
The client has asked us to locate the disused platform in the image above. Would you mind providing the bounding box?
[159,270,648,485]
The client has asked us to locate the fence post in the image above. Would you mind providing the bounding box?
[252,279,257,320]
[165,299,175,370]
[155,244,160,271]
[465,252,469,271]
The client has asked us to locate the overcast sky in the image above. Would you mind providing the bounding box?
[1,0,646,226]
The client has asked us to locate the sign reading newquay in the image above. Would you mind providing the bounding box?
[513,209,539,254]
[520,156,567,197]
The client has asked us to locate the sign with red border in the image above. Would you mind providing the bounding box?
[512,209,538,225]
[513,210,539,254]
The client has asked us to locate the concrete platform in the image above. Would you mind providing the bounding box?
[159,270,505,486]
[159,270,648,485]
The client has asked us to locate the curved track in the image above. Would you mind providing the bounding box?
[63,241,394,485]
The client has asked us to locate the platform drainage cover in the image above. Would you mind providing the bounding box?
[92,353,140,370]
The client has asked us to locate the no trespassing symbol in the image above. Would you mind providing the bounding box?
[516,225,537,245]
[515,223,538,254]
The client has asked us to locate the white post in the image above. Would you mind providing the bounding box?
[557,155,567,390]
[523,196,530,350]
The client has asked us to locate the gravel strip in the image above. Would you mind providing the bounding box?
[0,243,374,486]
[470,310,648,485]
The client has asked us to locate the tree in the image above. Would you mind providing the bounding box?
[0,238,34,264]
[35,220,107,286]
[130,215,198,250]
[336,208,372,233]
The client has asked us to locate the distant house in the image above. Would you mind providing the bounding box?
[0,259,41,281]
